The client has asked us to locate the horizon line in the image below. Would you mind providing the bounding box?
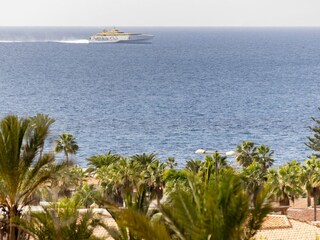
[1,25,320,28]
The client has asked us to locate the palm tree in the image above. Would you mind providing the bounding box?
[146,159,167,205]
[86,151,121,171]
[200,152,228,183]
[240,162,266,206]
[255,145,274,171]
[162,168,189,193]
[49,166,85,201]
[102,201,171,240]
[0,115,65,240]
[18,198,104,240]
[74,183,100,208]
[166,157,177,169]
[235,141,274,170]
[160,170,271,240]
[235,141,257,167]
[132,153,157,166]
[303,156,320,221]
[98,157,142,207]
[267,160,303,206]
[185,159,202,174]
[28,113,55,159]
[99,170,270,240]
[55,133,79,165]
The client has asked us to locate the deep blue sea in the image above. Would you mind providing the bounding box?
[0,27,319,167]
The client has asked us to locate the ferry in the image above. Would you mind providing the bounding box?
[89,28,154,43]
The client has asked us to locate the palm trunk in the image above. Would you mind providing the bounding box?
[156,186,163,206]
[314,188,318,221]
[51,179,60,202]
[64,149,69,166]
[280,193,290,206]
[308,193,311,207]
[39,143,44,160]
[9,205,18,240]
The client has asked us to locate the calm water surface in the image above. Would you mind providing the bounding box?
[0,27,319,166]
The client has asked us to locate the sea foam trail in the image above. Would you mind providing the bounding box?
[0,39,89,44]
[52,39,89,44]
[0,40,24,43]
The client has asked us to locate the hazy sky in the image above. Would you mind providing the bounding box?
[1,0,320,26]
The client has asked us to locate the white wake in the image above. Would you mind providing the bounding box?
[53,39,89,44]
[0,39,89,44]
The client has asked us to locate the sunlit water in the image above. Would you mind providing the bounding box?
[0,27,320,167]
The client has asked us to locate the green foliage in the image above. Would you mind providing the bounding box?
[185,159,202,174]
[200,152,229,183]
[303,156,320,196]
[115,208,171,240]
[306,109,320,156]
[145,159,167,204]
[73,183,101,208]
[0,114,66,240]
[92,153,168,215]
[240,162,266,206]
[160,171,271,240]
[242,186,272,239]
[267,160,303,205]
[55,133,79,164]
[162,169,189,193]
[100,201,171,240]
[18,198,103,240]
[131,153,157,166]
[47,165,85,201]
[86,151,121,172]
[166,157,177,169]
[302,156,320,220]
[236,141,257,167]
[0,114,304,239]
[236,141,274,170]
[28,113,55,159]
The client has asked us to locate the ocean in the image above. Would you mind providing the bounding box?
[0,27,319,167]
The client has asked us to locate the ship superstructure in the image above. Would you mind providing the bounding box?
[89,28,154,43]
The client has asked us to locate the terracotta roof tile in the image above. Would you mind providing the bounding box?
[260,215,291,229]
[256,216,320,240]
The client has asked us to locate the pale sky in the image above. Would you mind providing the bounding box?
[1,0,320,26]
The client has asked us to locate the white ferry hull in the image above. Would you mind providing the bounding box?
[89,34,154,43]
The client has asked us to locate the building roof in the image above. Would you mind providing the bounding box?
[256,215,320,240]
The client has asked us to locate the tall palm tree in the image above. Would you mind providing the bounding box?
[303,156,320,221]
[200,152,228,183]
[267,160,303,206]
[240,162,266,206]
[255,145,274,171]
[55,133,79,165]
[146,159,167,205]
[235,141,257,167]
[28,113,55,159]
[0,115,65,240]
